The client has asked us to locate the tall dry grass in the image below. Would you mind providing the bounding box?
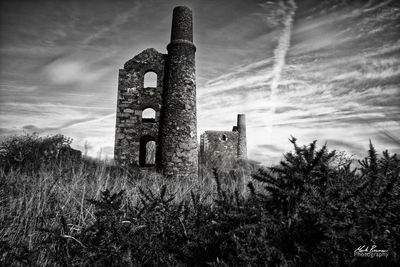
[2,135,399,266]
[1,154,254,262]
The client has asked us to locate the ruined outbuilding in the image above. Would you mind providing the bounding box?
[200,114,247,167]
[114,6,247,179]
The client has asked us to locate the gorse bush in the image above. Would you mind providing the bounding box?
[1,135,399,266]
[0,133,79,172]
[249,137,399,266]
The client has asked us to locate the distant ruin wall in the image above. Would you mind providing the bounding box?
[199,114,247,168]
[200,131,239,161]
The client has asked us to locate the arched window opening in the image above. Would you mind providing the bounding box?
[145,141,156,165]
[222,134,227,141]
[142,108,156,123]
[139,135,156,167]
[144,71,157,88]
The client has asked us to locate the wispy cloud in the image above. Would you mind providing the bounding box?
[1,0,399,162]
[81,3,142,45]
[269,0,297,115]
[198,0,400,163]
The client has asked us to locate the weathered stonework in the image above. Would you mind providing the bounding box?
[161,7,197,180]
[200,114,247,167]
[114,48,166,171]
[114,6,198,179]
[114,6,247,180]
[236,114,247,159]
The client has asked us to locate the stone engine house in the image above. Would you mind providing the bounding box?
[114,6,247,179]
[200,114,247,164]
[114,6,198,179]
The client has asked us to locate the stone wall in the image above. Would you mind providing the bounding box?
[200,130,239,166]
[199,114,247,168]
[114,7,199,180]
[114,6,247,180]
[114,48,166,168]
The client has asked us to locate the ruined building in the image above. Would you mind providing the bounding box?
[200,114,247,164]
[114,6,197,179]
[114,6,246,179]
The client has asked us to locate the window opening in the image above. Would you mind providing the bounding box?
[144,71,157,88]
[142,108,156,123]
[139,135,156,166]
[145,141,156,165]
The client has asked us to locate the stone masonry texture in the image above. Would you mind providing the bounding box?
[114,48,166,170]
[237,114,247,159]
[199,114,247,168]
[114,6,198,180]
[114,6,247,179]
[161,6,198,180]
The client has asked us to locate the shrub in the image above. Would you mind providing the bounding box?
[1,135,399,266]
[0,133,78,172]
[248,137,399,266]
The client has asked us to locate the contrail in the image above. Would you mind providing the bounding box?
[269,0,297,117]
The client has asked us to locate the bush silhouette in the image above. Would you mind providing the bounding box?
[0,133,79,173]
[1,135,399,266]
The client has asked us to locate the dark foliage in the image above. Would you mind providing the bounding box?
[0,133,80,173]
[1,136,399,266]
[247,137,399,266]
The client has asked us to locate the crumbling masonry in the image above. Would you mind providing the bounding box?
[114,6,247,179]
[200,114,247,165]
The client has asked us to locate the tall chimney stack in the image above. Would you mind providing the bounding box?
[160,6,198,179]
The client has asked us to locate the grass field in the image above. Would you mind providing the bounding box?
[1,134,399,266]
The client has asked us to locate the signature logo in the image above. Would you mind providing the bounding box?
[354,245,389,258]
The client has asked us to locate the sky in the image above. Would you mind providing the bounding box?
[0,0,399,164]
